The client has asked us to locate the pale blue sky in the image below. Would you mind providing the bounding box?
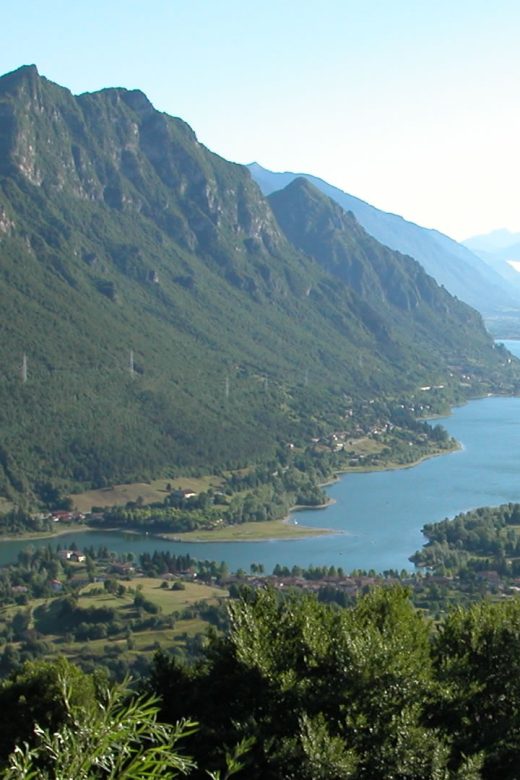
[2,0,520,239]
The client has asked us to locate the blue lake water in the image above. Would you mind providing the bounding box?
[2,341,520,573]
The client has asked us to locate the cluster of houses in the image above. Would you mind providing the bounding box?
[48,510,87,523]
[38,551,138,594]
[307,422,397,455]
[232,569,520,602]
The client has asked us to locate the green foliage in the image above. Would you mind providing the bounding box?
[139,550,227,581]
[297,712,357,779]
[9,586,520,777]
[149,587,451,779]
[145,584,520,777]
[3,679,198,779]
[134,591,161,614]
[0,657,98,760]
[432,599,520,778]
[0,547,60,602]
[411,502,520,575]
[0,509,53,535]
[172,581,186,591]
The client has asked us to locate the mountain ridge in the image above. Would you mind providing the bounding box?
[463,229,520,294]
[0,65,515,499]
[464,228,520,253]
[248,162,520,317]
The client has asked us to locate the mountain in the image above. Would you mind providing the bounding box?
[462,230,520,336]
[268,178,482,357]
[463,229,520,290]
[464,229,520,254]
[0,66,514,499]
[249,162,520,318]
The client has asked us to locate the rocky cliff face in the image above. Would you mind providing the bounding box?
[0,66,285,275]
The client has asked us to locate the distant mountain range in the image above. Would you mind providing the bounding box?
[465,229,520,253]
[0,65,515,498]
[463,229,520,295]
[249,163,520,318]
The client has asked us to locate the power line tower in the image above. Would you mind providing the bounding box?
[21,353,27,384]
[129,350,135,378]
[224,374,230,400]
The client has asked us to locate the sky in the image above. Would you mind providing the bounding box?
[1,0,520,241]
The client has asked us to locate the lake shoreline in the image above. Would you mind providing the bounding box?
[151,500,341,544]
[0,442,460,546]
[3,393,520,571]
[0,522,86,544]
[335,439,462,476]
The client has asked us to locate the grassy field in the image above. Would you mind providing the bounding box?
[160,517,334,542]
[0,597,47,623]
[79,578,227,612]
[56,616,213,665]
[71,475,223,512]
[345,436,386,456]
[0,577,229,670]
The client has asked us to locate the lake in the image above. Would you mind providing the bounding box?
[2,341,520,573]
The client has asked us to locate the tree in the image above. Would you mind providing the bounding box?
[0,658,98,761]
[3,673,251,780]
[11,609,31,640]
[148,587,448,779]
[433,599,520,778]
[4,680,197,779]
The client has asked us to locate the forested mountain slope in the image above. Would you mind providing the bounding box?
[0,66,514,499]
[269,178,488,359]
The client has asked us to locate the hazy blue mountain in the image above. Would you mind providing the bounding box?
[463,230,520,293]
[464,229,520,253]
[249,162,520,317]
